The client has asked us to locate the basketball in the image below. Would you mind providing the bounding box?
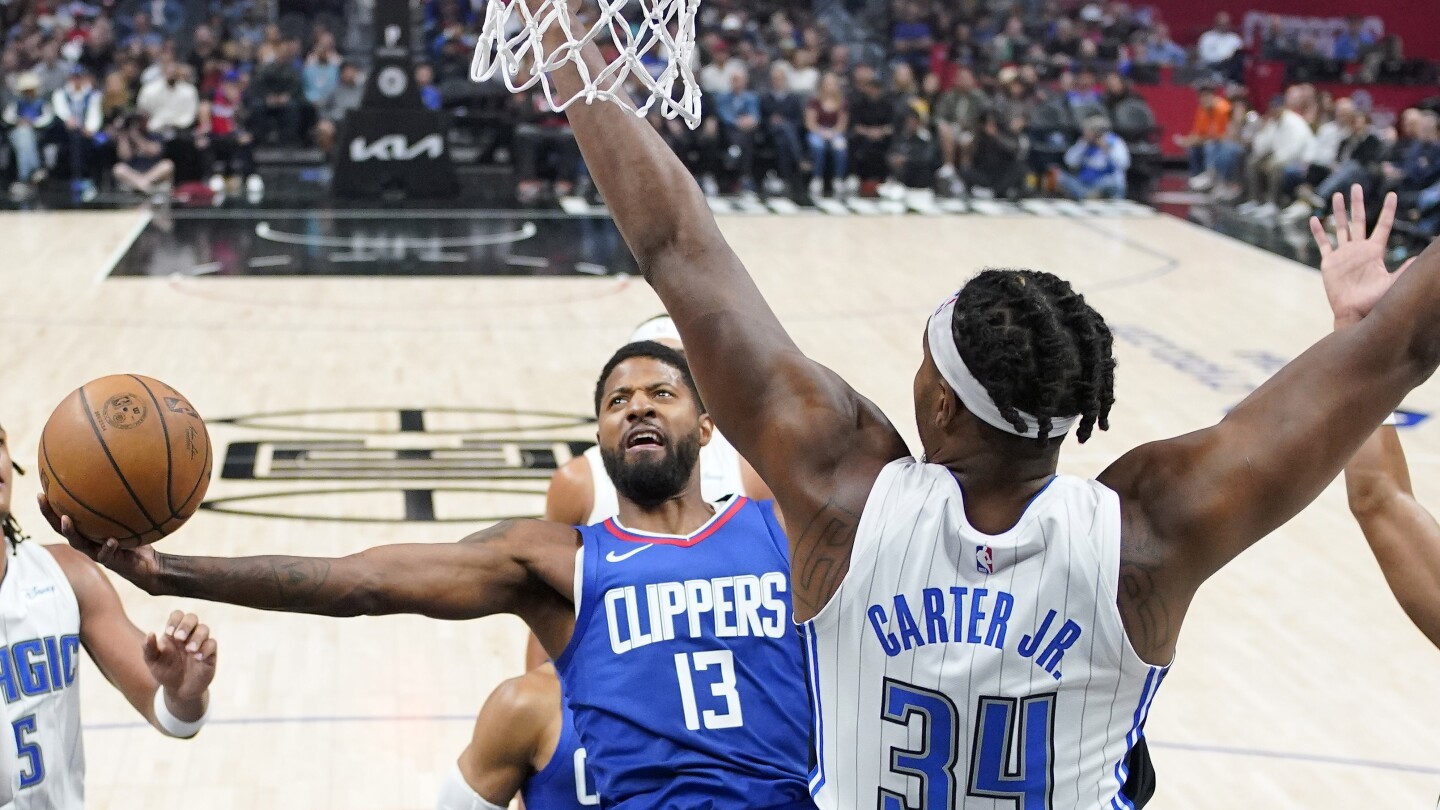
[37,375,212,546]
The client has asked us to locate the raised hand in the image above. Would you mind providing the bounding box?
[146,610,218,701]
[38,493,162,593]
[1309,184,1415,329]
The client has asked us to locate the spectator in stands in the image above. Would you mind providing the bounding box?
[699,45,746,96]
[112,111,173,195]
[991,15,1030,65]
[761,62,806,196]
[1380,112,1440,199]
[123,12,164,53]
[1100,72,1136,116]
[1332,17,1375,64]
[33,40,71,97]
[848,65,894,197]
[315,61,363,154]
[782,47,820,96]
[1279,96,1351,221]
[934,66,987,197]
[136,60,197,133]
[1060,114,1130,200]
[1139,24,1186,68]
[1059,69,1100,112]
[512,90,581,203]
[248,39,307,146]
[188,26,219,89]
[805,72,849,197]
[964,108,1029,200]
[1177,83,1232,190]
[656,110,724,197]
[1197,12,1245,82]
[3,72,54,196]
[53,65,103,198]
[197,70,259,198]
[886,104,938,193]
[1237,86,1315,221]
[891,2,932,77]
[1295,104,1384,215]
[101,69,133,122]
[303,31,342,110]
[714,68,761,194]
[415,62,442,111]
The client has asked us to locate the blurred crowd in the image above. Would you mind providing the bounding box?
[1181,82,1440,242]
[0,0,387,200]
[2,0,1437,212]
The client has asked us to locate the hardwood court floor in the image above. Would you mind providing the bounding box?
[0,208,1436,808]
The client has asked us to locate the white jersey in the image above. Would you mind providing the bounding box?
[0,540,85,810]
[804,458,1167,810]
[583,431,746,524]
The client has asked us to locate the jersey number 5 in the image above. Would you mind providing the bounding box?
[879,679,1055,810]
[12,715,45,789]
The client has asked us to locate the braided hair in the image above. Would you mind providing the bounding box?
[949,268,1116,444]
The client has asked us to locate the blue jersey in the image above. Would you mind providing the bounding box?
[521,699,600,809]
[555,496,814,810]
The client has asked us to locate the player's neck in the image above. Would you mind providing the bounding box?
[615,487,715,536]
[933,443,1059,492]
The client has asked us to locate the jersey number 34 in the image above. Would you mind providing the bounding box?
[880,679,1055,810]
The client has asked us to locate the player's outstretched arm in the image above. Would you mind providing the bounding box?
[40,495,578,638]
[1345,426,1440,648]
[536,8,909,617]
[1100,188,1440,661]
[46,545,214,736]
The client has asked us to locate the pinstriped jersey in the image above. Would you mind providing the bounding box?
[0,540,85,810]
[803,458,1167,810]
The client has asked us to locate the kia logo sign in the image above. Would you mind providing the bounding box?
[349,133,445,162]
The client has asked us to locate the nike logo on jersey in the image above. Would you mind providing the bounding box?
[605,544,654,563]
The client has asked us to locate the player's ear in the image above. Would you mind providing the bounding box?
[934,379,958,428]
[697,412,714,447]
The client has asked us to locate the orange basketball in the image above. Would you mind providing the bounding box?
[38,375,212,545]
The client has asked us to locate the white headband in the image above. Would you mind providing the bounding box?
[927,294,1080,440]
[629,316,682,346]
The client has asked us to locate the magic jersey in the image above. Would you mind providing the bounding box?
[0,540,85,810]
[804,458,1167,809]
[556,497,813,809]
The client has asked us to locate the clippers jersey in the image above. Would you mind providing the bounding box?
[556,497,813,810]
[0,541,85,810]
[521,699,599,809]
[804,458,1167,809]
[583,432,746,524]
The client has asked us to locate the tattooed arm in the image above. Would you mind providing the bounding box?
[39,498,581,648]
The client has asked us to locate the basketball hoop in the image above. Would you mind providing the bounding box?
[469,0,702,129]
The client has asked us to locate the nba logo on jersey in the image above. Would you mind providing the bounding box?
[975,544,994,574]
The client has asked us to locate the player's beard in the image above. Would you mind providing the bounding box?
[601,428,703,509]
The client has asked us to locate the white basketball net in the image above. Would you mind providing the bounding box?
[470,0,703,128]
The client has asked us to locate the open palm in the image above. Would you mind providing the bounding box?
[1310,185,1415,328]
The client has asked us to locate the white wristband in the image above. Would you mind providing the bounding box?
[153,689,209,738]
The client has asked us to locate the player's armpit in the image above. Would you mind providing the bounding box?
[456,668,560,806]
[141,520,580,624]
